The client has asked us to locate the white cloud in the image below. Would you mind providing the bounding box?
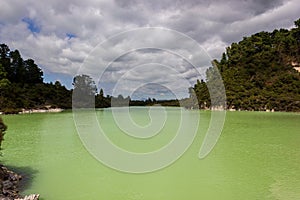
[0,0,299,98]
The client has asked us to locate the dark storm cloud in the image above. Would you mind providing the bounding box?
[244,0,285,14]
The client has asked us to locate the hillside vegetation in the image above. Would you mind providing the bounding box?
[0,44,72,113]
[193,19,300,111]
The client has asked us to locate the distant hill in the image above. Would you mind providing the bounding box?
[193,19,300,112]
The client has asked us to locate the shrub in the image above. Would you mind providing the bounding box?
[0,117,7,148]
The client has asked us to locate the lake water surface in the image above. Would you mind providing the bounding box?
[1,108,300,200]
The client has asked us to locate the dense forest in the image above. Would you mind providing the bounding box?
[193,19,300,112]
[0,44,72,113]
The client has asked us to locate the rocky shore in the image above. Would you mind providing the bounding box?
[0,165,39,200]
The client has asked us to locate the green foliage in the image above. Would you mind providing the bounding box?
[0,43,72,113]
[193,18,300,111]
[193,79,210,109]
[95,88,111,108]
[72,74,97,108]
[0,117,7,148]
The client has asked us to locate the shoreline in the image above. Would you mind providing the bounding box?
[0,164,39,200]
[0,108,64,115]
[1,106,300,115]
[18,108,64,114]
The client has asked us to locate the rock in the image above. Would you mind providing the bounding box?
[15,194,40,200]
[2,181,13,190]
[0,165,39,200]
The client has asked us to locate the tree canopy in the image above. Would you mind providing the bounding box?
[193,18,300,111]
[0,44,71,113]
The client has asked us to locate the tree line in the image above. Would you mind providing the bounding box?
[191,18,300,112]
[72,74,180,108]
[0,44,71,113]
[0,51,178,113]
[1,18,300,113]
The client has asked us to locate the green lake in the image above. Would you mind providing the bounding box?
[1,108,300,200]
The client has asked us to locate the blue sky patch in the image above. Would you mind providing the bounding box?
[44,71,74,89]
[66,33,76,39]
[22,17,41,33]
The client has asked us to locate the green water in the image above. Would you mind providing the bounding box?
[1,108,300,199]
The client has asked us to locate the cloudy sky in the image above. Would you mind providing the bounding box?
[1,0,299,99]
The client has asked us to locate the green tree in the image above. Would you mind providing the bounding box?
[0,44,11,76]
[99,88,104,100]
[24,59,43,84]
[0,43,72,112]
[72,74,97,108]
[0,117,7,148]
[0,64,10,88]
[95,88,110,108]
[193,18,300,111]
[10,50,25,84]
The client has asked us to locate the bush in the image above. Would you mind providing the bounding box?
[0,117,7,148]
